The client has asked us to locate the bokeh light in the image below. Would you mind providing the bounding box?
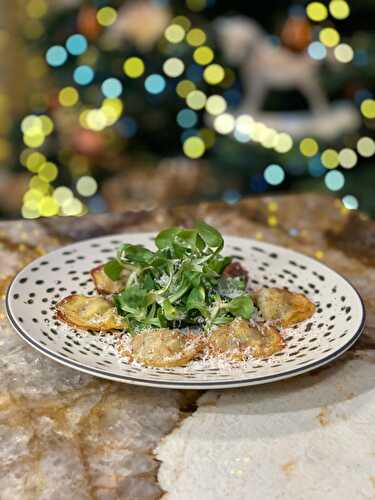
[319,28,340,48]
[334,43,354,63]
[186,28,206,47]
[39,196,59,217]
[203,64,225,85]
[46,45,67,67]
[329,1,350,20]
[186,90,206,110]
[101,78,123,98]
[342,194,358,210]
[183,136,205,159]
[163,58,185,77]
[338,148,357,169]
[26,152,45,173]
[193,46,214,65]
[177,109,198,128]
[186,0,207,12]
[66,34,88,56]
[321,149,339,168]
[264,164,285,185]
[164,24,185,44]
[172,16,191,31]
[325,170,345,191]
[357,137,375,157]
[76,176,98,197]
[214,113,235,134]
[308,42,327,61]
[360,99,375,119]
[176,80,196,98]
[206,95,227,115]
[300,137,319,157]
[145,74,166,94]
[306,2,328,22]
[74,65,94,85]
[39,162,58,182]
[58,86,79,107]
[273,133,293,153]
[53,186,73,205]
[96,7,118,27]
[123,57,145,78]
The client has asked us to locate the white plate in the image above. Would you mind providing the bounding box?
[6,233,365,389]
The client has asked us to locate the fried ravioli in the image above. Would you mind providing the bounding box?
[125,329,202,368]
[209,319,284,360]
[56,295,125,331]
[91,265,129,295]
[254,287,315,327]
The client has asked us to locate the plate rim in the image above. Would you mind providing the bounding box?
[5,233,366,390]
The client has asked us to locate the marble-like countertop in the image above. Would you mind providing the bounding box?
[0,194,374,500]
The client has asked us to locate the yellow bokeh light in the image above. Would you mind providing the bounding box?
[299,137,319,157]
[23,189,44,205]
[214,113,235,135]
[29,175,50,194]
[39,196,59,217]
[357,137,375,157]
[163,57,185,77]
[59,87,79,107]
[183,136,205,159]
[20,149,32,166]
[40,115,54,135]
[164,24,185,44]
[339,148,357,169]
[123,57,145,78]
[76,176,98,197]
[96,6,117,27]
[186,28,206,47]
[193,46,214,65]
[186,90,206,110]
[329,1,350,20]
[206,95,227,115]
[172,16,191,31]
[26,151,46,173]
[61,198,83,216]
[26,0,47,19]
[261,128,278,149]
[306,2,328,21]
[334,43,353,63]
[274,133,293,153]
[203,64,225,85]
[86,110,107,131]
[360,99,375,119]
[53,186,73,205]
[101,98,123,125]
[321,149,339,168]
[22,205,40,219]
[199,128,215,149]
[176,80,196,98]
[186,0,206,12]
[38,162,58,182]
[23,133,45,148]
[319,27,340,48]
[21,115,42,136]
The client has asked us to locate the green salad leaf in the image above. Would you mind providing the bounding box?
[105,221,253,333]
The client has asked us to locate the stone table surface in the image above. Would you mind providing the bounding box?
[0,193,374,500]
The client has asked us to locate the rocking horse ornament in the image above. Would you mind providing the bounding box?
[215,16,360,139]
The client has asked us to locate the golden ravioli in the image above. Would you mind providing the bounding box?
[254,287,315,327]
[209,319,284,360]
[125,329,202,368]
[56,295,125,331]
[91,265,129,295]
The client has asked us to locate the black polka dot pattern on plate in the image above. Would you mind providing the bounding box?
[6,233,364,388]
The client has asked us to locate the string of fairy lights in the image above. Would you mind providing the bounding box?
[15,0,375,218]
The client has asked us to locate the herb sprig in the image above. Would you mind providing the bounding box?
[104,221,254,333]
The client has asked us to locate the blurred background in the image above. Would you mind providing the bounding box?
[0,0,374,219]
